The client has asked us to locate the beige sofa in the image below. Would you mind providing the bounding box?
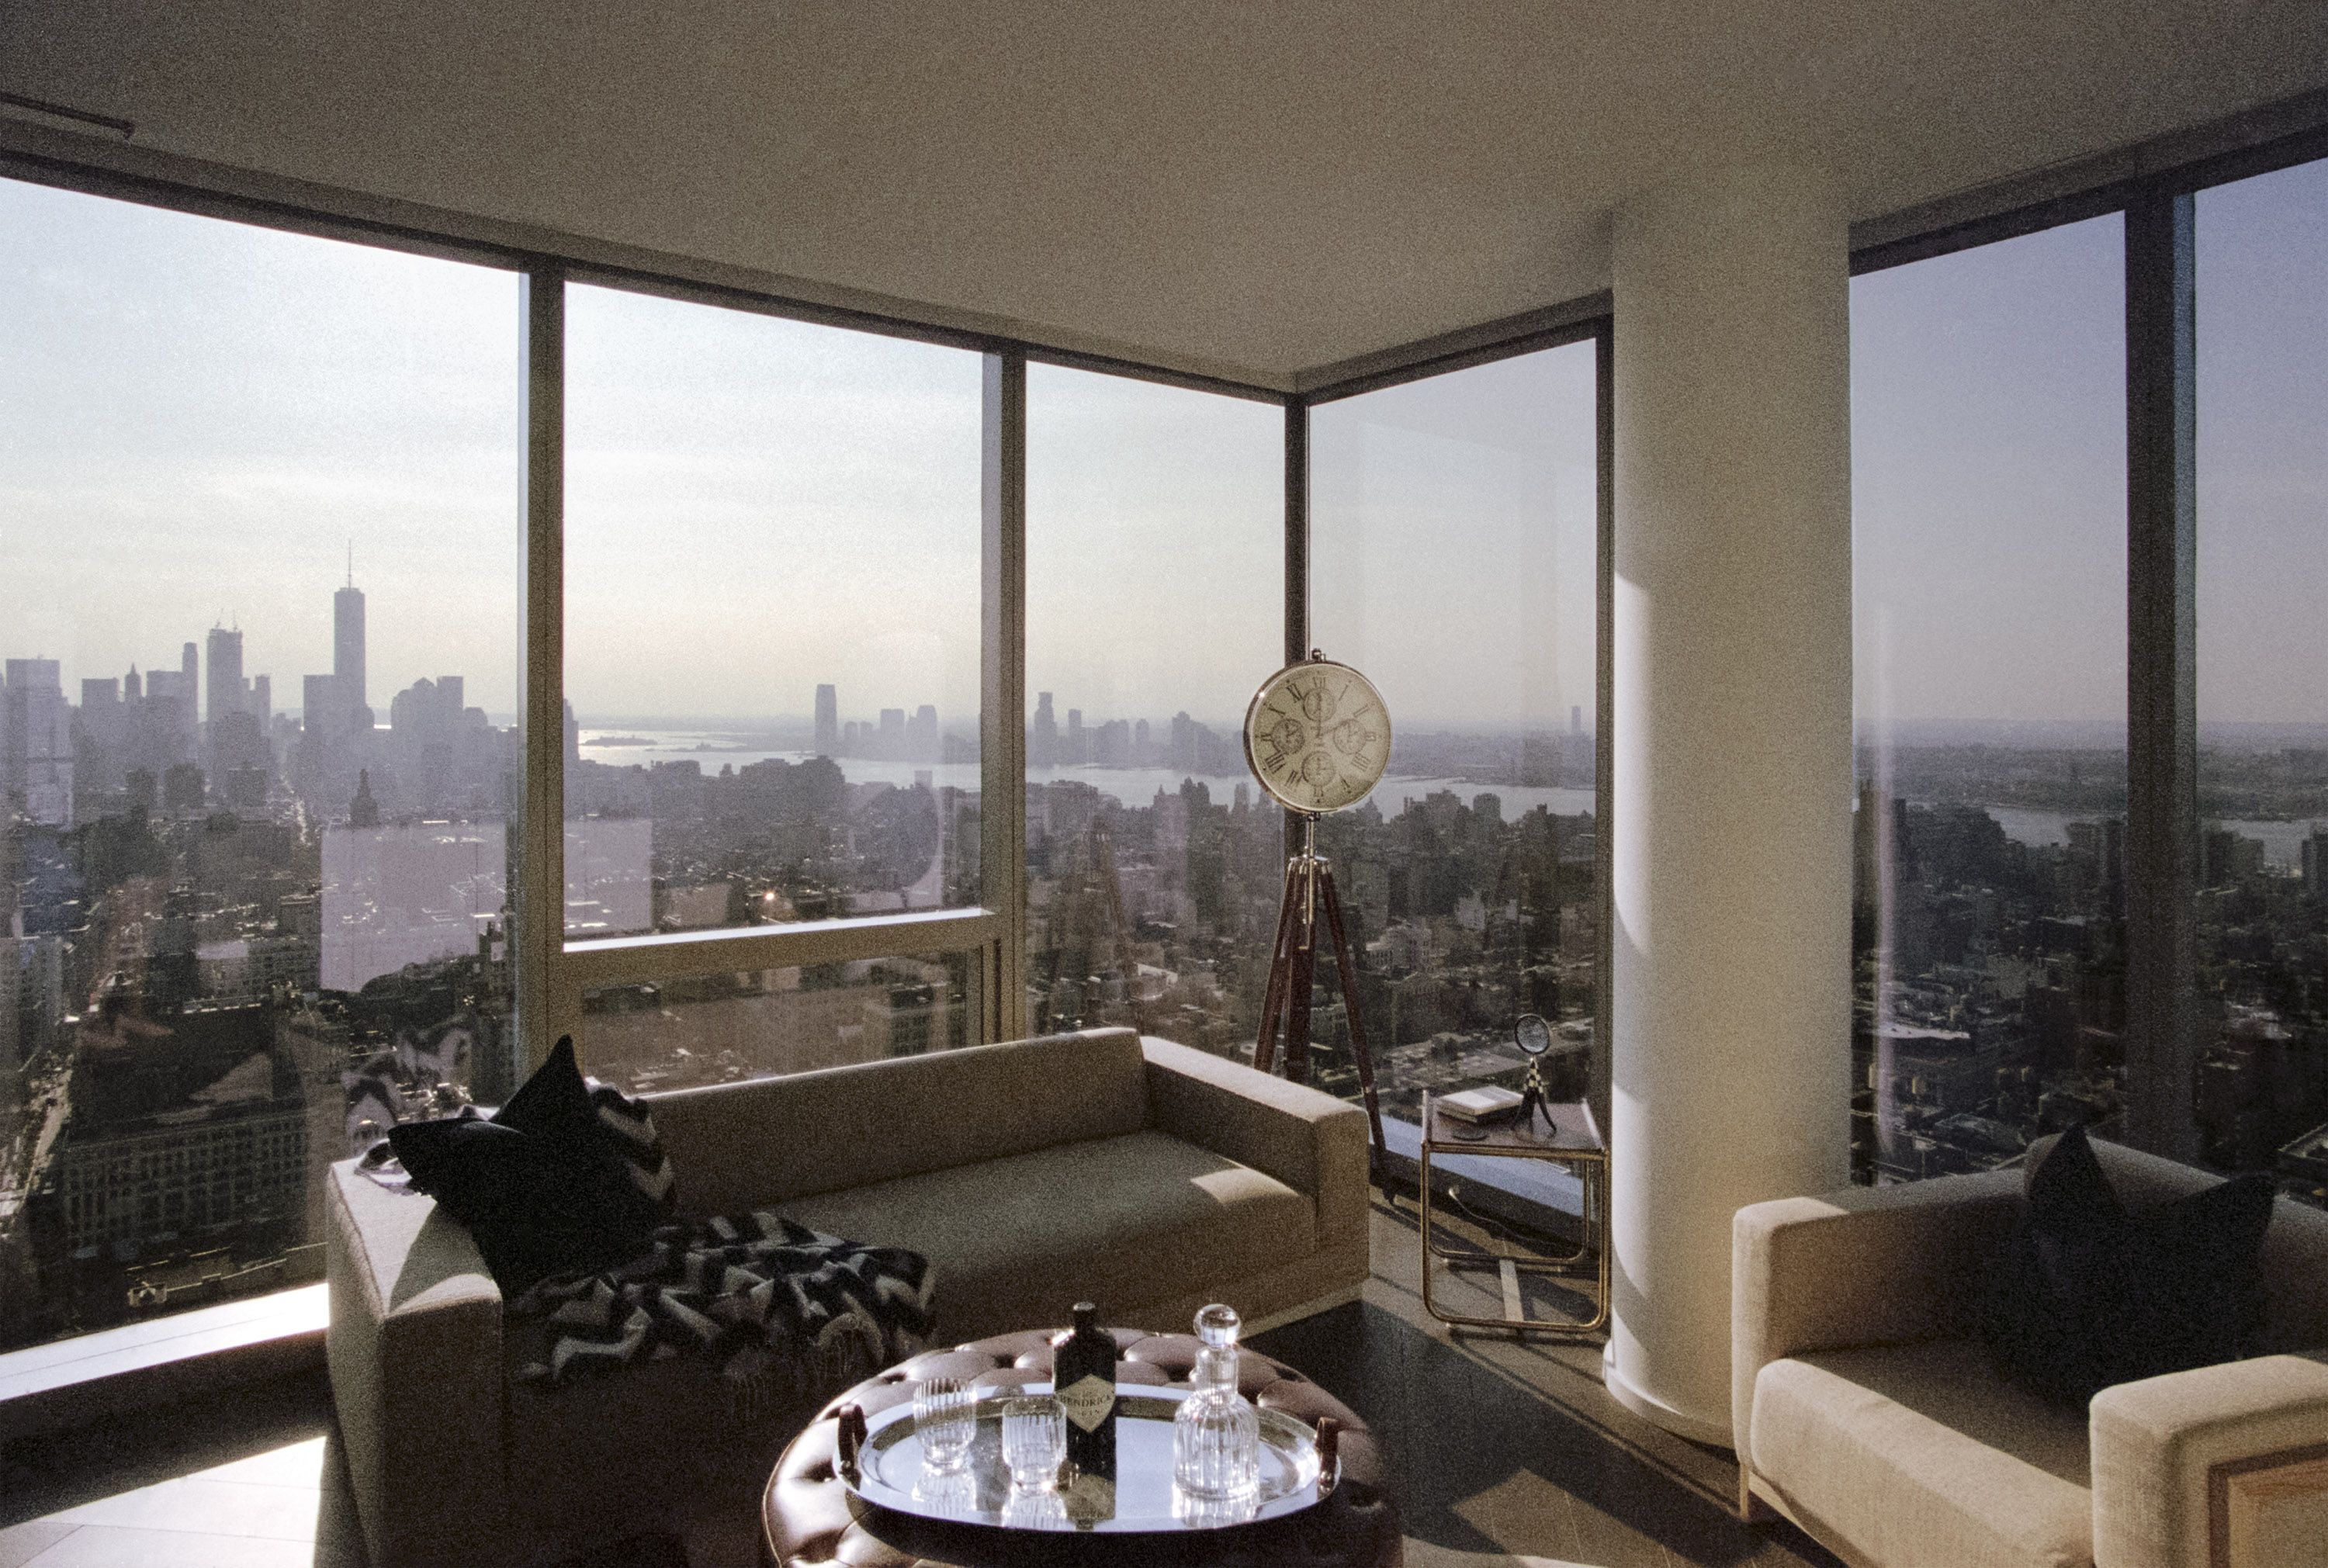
[1733,1137,2328,1568]
[326,1026,1370,1568]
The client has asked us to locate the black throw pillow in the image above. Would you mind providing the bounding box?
[1978,1123,2274,1407]
[388,1037,673,1296]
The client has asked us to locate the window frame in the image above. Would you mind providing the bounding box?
[1848,123,2328,1165]
[14,100,2319,1154]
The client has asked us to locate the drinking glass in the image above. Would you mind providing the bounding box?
[914,1377,975,1474]
[1000,1395,1065,1492]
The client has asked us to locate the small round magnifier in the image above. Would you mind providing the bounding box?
[1513,1013,1554,1130]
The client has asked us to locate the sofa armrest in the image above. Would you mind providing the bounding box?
[1733,1168,2023,1465]
[2090,1352,2328,1568]
[1141,1037,1369,1251]
[325,1159,509,1568]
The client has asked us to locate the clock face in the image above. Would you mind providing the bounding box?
[1242,658,1391,815]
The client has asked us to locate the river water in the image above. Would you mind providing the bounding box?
[575,732,2317,866]
[576,731,1599,819]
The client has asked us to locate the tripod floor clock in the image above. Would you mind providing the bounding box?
[1243,652,1391,1182]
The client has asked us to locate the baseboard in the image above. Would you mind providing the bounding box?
[1599,1343,1734,1449]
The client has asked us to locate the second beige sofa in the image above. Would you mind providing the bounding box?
[1733,1135,2328,1568]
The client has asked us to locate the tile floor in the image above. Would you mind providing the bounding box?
[0,1192,1847,1568]
[0,1369,357,1568]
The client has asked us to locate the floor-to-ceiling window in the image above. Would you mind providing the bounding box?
[2194,157,2328,1199]
[1308,340,1602,1129]
[1850,216,2129,1183]
[1023,365,1283,1048]
[561,286,984,1090]
[1852,151,2328,1206]
[0,178,521,1348]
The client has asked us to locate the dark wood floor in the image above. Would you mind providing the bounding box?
[1251,1195,1845,1568]
[0,1194,1845,1568]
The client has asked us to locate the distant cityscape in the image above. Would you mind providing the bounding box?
[0,573,522,1352]
[1855,742,2328,1206]
[5,571,2326,1357]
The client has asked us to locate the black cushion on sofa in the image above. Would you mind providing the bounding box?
[1978,1123,2274,1407]
[388,1037,670,1295]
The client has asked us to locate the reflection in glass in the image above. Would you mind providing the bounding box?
[580,953,972,1094]
[1851,215,2127,1183]
[563,285,982,940]
[2194,157,2328,1206]
[0,177,519,1350]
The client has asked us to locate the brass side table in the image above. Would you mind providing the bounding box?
[1417,1090,1609,1337]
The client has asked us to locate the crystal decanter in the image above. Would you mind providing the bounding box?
[1171,1303,1259,1501]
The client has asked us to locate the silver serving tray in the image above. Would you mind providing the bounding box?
[844,1382,1334,1533]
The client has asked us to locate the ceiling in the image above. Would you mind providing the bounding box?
[5,2,2326,386]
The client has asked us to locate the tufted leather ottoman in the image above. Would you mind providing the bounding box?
[763,1326,1401,1566]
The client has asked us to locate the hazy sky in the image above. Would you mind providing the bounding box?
[2195,158,2328,725]
[1852,213,2129,726]
[1027,362,1281,728]
[565,282,984,725]
[1853,154,2327,727]
[2,178,522,715]
[1313,343,1599,732]
[4,159,2320,732]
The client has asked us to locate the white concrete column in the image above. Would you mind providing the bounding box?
[1606,165,1854,1445]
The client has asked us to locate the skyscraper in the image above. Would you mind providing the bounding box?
[2,659,72,828]
[335,578,368,731]
[302,674,338,744]
[206,625,244,730]
[1031,692,1058,768]
[815,684,837,756]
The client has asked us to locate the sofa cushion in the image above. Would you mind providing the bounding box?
[778,1129,1315,1341]
[1752,1338,2093,1568]
[388,1037,670,1294]
[1981,1124,2274,1406]
[646,1028,1151,1214]
[2077,1135,2328,1355]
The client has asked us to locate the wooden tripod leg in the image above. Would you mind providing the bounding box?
[1318,866,1387,1183]
[1284,875,1315,1085]
[1252,863,1302,1076]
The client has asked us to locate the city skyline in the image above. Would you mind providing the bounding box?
[14,166,2324,734]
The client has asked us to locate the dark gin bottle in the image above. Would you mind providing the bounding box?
[1053,1301,1117,1482]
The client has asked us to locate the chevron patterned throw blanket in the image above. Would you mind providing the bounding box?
[508,1211,937,1422]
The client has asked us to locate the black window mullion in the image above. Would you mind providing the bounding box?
[2123,189,2201,1162]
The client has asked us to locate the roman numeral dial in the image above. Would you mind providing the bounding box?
[1242,656,1391,816]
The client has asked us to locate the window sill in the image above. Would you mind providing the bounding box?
[0,1283,327,1443]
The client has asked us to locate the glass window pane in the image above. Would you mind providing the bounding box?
[1308,342,1600,1127]
[563,289,982,940]
[2195,156,2328,1206]
[581,953,972,1092]
[1851,215,2127,1183]
[0,178,518,1349]
[1023,366,1282,1048]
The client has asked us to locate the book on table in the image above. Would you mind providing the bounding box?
[1437,1086,1523,1123]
